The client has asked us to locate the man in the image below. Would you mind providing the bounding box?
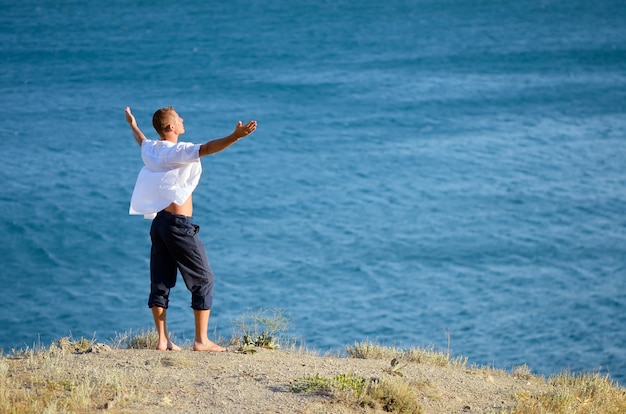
[125,106,257,352]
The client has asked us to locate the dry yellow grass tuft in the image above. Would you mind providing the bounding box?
[513,370,626,414]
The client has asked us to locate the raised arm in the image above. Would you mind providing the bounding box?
[198,120,257,157]
[125,107,147,146]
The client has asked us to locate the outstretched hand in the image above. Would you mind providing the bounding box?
[125,106,137,127]
[125,106,147,146]
[233,120,257,139]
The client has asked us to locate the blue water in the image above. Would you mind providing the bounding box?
[1,0,625,384]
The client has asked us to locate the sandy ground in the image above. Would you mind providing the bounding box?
[18,343,550,414]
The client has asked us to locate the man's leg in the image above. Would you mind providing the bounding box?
[149,213,180,351]
[193,309,227,352]
[152,306,182,351]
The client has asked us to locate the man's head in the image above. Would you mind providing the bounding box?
[152,107,185,138]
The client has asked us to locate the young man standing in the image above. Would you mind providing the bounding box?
[125,106,257,352]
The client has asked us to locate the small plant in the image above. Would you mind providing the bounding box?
[290,374,333,395]
[290,373,368,397]
[243,332,276,348]
[232,308,290,352]
[333,372,367,396]
[238,332,279,354]
[365,377,423,414]
[291,373,369,398]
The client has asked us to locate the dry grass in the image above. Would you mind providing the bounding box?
[0,336,145,413]
[365,378,424,414]
[112,328,172,350]
[512,370,626,414]
[345,340,626,414]
[346,340,468,367]
[1,326,625,413]
[291,372,423,414]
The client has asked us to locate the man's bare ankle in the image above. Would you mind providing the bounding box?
[193,339,227,352]
[156,341,182,351]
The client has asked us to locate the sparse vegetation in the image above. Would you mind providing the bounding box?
[512,364,534,381]
[1,314,625,413]
[114,328,164,350]
[512,370,626,414]
[291,372,422,413]
[291,373,334,395]
[0,335,142,413]
[365,377,423,414]
[231,307,292,352]
[346,340,468,367]
[345,339,401,360]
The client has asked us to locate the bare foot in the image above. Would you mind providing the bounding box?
[193,340,228,352]
[156,341,182,351]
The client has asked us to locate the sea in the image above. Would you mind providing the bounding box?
[1,0,625,385]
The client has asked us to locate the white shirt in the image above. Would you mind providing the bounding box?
[129,139,203,219]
